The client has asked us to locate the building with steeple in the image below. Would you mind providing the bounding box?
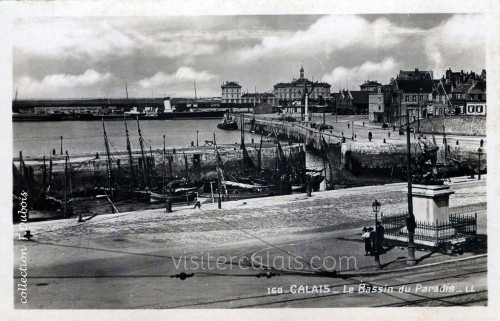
[220,65,332,108]
[273,65,332,106]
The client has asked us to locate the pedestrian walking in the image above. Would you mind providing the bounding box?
[393,125,396,132]
[480,139,484,147]
[362,227,372,256]
[368,131,373,142]
[376,221,385,252]
[348,123,350,129]
[369,227,376,255]
[193,200,201,210]
[388,131,391,138]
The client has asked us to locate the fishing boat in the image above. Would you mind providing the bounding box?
[149,187,199,203]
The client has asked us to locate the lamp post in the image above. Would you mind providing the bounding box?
[478,148,482,180]
[406,109,417,266]
[60,136,63,155]
[196,130,199,147]
[372,200,382,269]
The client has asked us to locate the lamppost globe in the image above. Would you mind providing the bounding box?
[372,200,381,214]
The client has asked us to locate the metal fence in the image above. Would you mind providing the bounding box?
[382,212,477,245]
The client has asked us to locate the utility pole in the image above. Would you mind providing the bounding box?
[60,136,63,155]
[335,98,338,123]
[443,123,447,161]
[417,89,422,133]
[406,110,416,266]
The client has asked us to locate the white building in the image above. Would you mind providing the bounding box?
[221,81,242,104]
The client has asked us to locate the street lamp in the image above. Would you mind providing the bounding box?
[406,108,417,266]
[196,130,199,147]
[60,136,63,155]
[372,199,382,269]
[478,148,482,180]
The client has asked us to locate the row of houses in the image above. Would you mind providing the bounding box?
[367,68,486,126]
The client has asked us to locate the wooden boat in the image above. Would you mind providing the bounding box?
[149,188,198,203]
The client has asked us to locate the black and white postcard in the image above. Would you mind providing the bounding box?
[1,1,499,320]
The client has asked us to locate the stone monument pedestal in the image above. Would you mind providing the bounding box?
[408,184,455,223]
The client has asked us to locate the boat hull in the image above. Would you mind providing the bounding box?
[149,191,197,203]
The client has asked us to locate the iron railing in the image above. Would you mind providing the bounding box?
[382,212,477,244]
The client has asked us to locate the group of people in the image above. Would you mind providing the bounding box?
[361,222,385,256]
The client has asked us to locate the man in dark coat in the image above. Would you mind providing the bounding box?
[376,221,385,252]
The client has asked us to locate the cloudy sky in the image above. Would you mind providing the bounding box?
[13,14,485,99]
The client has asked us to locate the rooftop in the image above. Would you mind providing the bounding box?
[360,80,382,87]
[397,68,433,80]
[221,81,242,88]
[396,79,434,93]
[349,91,370,104]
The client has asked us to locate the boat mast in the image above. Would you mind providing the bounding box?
[258,133,263,172]
[240,114,245,150]
[64,151,68,218]
[42,155,46,193]
[48,154,53,189]
[163,134,166,192]
[214,132,223,208]
[183,152,189,178]
[137,117,150,189]
[194,80,197,103]
[102,119,114,197]
[149,145,156,189]
[124,115,135,186]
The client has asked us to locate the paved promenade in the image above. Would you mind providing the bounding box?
[13,177,487,308]
[256,114,485,149]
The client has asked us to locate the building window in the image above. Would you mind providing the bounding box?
[412,95,417,103]
[419,95,424,101]
[405,96,410,103]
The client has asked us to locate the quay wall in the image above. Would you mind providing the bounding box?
[344,142,486,177]
[236,115,486,180]
[236,115,342,152]
[408,116,486,136]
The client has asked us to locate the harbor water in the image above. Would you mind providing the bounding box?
[13,118,325,170]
